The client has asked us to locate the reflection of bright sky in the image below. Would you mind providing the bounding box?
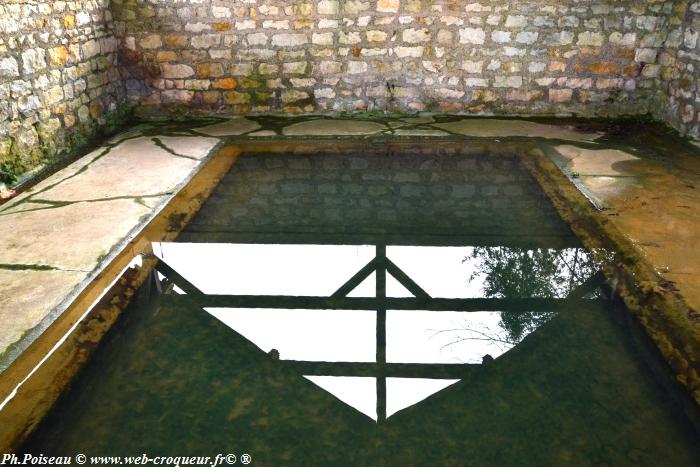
[386,378,460,418]
[153,242,590,421]
[387,246,484,298]
[205,308,376,362]
[153,243,375,296]
[387,311,515,364]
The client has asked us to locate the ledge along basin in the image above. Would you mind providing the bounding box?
[5,139,700,464]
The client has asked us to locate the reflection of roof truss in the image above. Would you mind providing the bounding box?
[153,243,603,422]
[155,258,599,312]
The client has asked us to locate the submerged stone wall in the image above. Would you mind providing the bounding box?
[0,0,127,185]
[182,148,575,247]
[114,0,673,117]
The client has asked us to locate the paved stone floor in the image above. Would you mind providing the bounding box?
[0,115,699,374]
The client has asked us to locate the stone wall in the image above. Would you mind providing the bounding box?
[658,2,700,137]
[0,0,127,186]
[2,0,697,185]
[113,0,673,117]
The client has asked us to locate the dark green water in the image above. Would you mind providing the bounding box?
[23,146,700,466]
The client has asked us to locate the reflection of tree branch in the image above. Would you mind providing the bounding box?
[428,326,513,352]
[464,246,598,343]
[440,336,511,353]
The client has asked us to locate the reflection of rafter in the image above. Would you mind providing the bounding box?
[282,361,477,379]
[180,295,598,312]
[330,252,432,299]
[331,257,378,297]
[155,259,598,312]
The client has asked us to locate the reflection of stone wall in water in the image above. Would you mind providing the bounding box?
[184,150,574,242]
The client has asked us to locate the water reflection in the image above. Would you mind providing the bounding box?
[467,246,598,343]
[153,242,599,421]
[205,308,376,362]
[23,146,700,462]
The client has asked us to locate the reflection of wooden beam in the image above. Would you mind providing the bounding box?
[155,260,204,297]
[385,258,431,299]
[157,256,601,313]
[284,360,477,379]
[177,230,582,249]
[168,293,598,313]
[331,257,378,298]
[376,245,387,423]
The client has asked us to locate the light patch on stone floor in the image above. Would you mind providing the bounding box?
[433,119,600,142]
[282,119,386,136]
[248,130,277,137]
[155,136,219,159]
[36,137,199,202]
[576,176,637,207]
[195,118,262,136]
[0,199,151,271]
[556,145,641,176]
[393,129,450,137]
[0,268,86,358]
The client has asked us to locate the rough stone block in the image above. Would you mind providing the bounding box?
[403,28,431,43]
[460,28,486,45]
[577,31,604,47]
[318,1,340,15]
[312,32,334,45]
[212,78,238,90]
[272,33,308,47]
[140,35,163,49]
[160,63,195,79]
[21,48,47,75]
[377,0,400,13]
[223,91,250,104]
[0,57,19,78]
[196,62,225,78]
[549,88,573,102]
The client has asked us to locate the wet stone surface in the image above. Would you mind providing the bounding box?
[548,138,700,312]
